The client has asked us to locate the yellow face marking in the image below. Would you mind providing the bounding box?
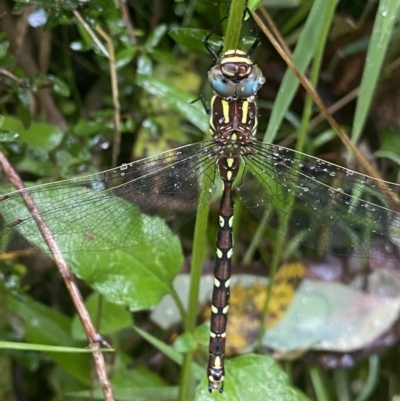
[242,101,249,124]
[219,215,224,227]
[224,49,247,56]
[222,305,229,314]
[211,305,218,314]
[231,133,237,142]
[221,332,226,338]
[214,357,222,368]
[210,332,216,338]
[228,216,234,227]
[222,56,250,64]
[227,171,232,181]
[227,248,233,259]
[216,248,223,258]
[214,277,221,287]
[225,279,231,288]
[227,158,234,168]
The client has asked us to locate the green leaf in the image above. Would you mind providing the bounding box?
[115,47,137,69]
[133,326,204,380]
[133,326,184,367]
[1,116,63,150]
[194,354,303,400]
[17,103,31,129]
[173,332,197,353]
[137,75,208,133]
[375,150,400,166]
[45,74,71,97]
[169,28,212,53]
[69,239,182,311]
[111,359,168,388]
[1,185,183,311]
[71,386,179,400]
[247,0,263,11]
[71,292,132,340]
[0,40,9,58]
[0,130,19,142]
[6,288,92,384]
[0,341,111,353]
[144,24,168,52]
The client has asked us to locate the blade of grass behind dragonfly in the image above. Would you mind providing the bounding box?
[178,2,247,398]
[262,0,339,144]
[351,0,400,145]
[255,1,338,352]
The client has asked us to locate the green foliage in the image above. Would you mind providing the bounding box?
[1,0,400,400]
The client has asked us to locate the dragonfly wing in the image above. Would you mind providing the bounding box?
[0,141,217,254]
[237,141,400,259]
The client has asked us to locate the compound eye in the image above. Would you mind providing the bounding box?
[237,64,251,76]
[208,66,237,98]
[221,62,251,78]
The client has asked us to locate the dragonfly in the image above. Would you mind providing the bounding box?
[2,14,400,394]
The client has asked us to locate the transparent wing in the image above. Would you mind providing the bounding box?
[237,141,400,260]
[0,141,217,254]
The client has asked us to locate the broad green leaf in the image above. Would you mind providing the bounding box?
[115,47,137,69]
[71,386,179,400]
[1,116,63,150]
[173,332,197,353]
[32,74,70,97]
[0,131,19,142]
[71,292,132,340]
[137,75,208,133]
[1,185,183,311]
[170,28,221,53]
[144,24,168,52]
[6,288,92,384]
[194,354,304,401]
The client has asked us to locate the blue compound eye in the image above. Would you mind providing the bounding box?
[208,66,238,98]
[234,66,266,99]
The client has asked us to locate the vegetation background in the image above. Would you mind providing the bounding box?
[0,0,400,400]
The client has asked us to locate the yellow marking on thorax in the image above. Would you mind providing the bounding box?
[221,99,230,123]
[252,119,258,136]
[231,133,237,142]
[241,101,249,124]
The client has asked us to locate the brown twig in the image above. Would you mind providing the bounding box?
[72,10,109,57]
[96,26,121,168]
[0,2,67,131]
[118,0,137,45]
[0,151,115,401]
